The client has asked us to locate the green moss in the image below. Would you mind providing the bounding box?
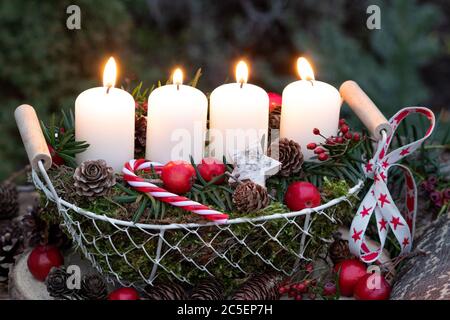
[39,166,360,289]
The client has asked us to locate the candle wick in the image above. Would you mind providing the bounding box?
[240,81,244,89]
[177,84,180,90]
[106,85,112,94]
[308,80,314,87]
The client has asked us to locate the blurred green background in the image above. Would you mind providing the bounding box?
[0,0,449,178]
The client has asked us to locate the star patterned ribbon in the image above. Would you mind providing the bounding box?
[349,107,435,263]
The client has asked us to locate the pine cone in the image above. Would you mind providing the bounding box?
[79,274,108,300]
[135,116,147,156]
[45,267,73,299]
[232,273,282,300]
[0,182,18,219]
[269,106,281,130]
[20,207,71,249]
[329,233,352,264]
[190,279,224,300]
[232,181,269,214]
[269,138,303,176]
[145,282,187,300]
[0,220,24,282]
[73,160,116,198]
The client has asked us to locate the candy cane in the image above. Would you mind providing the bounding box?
[122,159,229,223]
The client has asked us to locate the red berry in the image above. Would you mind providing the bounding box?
[314,147,325,154]
[161,160,196,194]
[27,245,64,282]
[197,157,226,184]
[295,294,303,300]
[326,138,336,145]
[305,263,314,273]
[313,128,320,135]
[334,136,344,144]
[284,181,321,211]
[340,125,349,134]
[353,133,361,142]
[108,287,140,300]
[47,143,64,166]
[307,143,317,150]
[323,282,337,296]
[344,132,353,140]
[296,283,306,293]
[288,290,297,298]
[353,273,391,300]
[334,259,367,297]
[268,92,282,112]
[318,153,329,161]
[278,286,287,295]
[339,119,346,126]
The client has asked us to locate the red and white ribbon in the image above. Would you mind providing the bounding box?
[349,107,435,263]
[122,159,229,223]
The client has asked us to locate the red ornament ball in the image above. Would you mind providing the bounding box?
[161,160,196,194]
[334,259,367,297]
[354,273,391,300]
[268,92,282,112]
[197,157,226,184]
[108,287,140,300]
[284,181,321,211]
[27,245,64,282]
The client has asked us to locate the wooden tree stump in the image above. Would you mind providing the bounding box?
[391,214,450,300]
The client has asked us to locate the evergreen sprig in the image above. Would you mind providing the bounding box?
[40,109,89,168]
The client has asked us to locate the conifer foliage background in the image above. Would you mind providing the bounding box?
[0,0,449,178]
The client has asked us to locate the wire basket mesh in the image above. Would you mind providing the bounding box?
[33,160,363,288]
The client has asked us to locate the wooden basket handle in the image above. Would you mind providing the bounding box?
[15,104,52,171]
[340,81,392,140]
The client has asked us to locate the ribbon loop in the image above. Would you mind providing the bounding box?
[350,107,435,263]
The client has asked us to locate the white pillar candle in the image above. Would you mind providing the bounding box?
[75,57,135,172]
[280,57,342,160]
[146,68,207,164]
[209,61,269,162]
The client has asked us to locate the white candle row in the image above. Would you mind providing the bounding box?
[75,57,342,172]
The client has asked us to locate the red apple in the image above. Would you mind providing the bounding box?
[334,259,367,297]
[268,92,282,112]
[108,287,140,300]
[354,273,391,300]
[284,181,321,211]
[161,160,196,194]
[27,245,64,281]
[197,157,226,184]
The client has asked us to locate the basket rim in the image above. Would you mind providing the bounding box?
[33,162,365,231]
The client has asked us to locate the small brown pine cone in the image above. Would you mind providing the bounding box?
[145,282,187,300]
[269,106,281,130]
[73,160,116,199]
[232,273,282,300]
[135,116,147,156]
[190,278,224,300]
[329,233,352,264]
[269,138,303,177]
[232,181,269,214]
[0,182,18,219]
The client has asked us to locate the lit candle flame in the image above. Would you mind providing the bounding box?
[103,57,117,88]
[236,60,248,86]
[297,57,315,81]
[173,68,183,86]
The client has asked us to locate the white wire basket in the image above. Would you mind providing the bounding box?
[32,159,364,288]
